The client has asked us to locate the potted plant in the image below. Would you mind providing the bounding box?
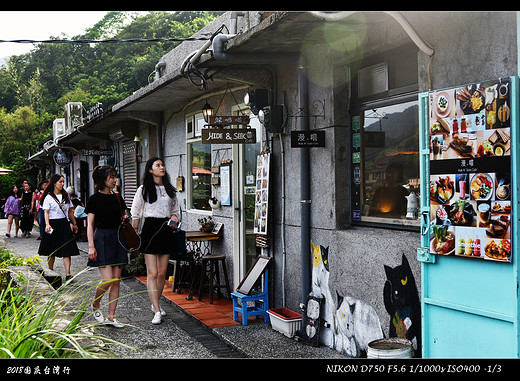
[123,253,146,277]
[198,216,215,233]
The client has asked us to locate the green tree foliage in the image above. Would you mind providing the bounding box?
[0,11,222,192]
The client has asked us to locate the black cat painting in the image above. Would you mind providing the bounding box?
[383,254,421,357]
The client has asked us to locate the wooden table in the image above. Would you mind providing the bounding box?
[172,231,221,299]
[186,231,221,261]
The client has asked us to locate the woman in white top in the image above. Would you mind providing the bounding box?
[131,157,180,324]
[38,174,80,280]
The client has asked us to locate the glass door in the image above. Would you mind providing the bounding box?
[233,110,262,284]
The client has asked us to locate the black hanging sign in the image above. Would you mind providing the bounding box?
[290,130,326,148]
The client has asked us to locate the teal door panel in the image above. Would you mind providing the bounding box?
[425,304,516,358]
[425,255,516,317]
[419,76,520,358]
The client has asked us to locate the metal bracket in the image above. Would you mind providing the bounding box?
[417,247,436,263]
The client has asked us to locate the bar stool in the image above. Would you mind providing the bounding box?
[168,250,194,294]
[198,254,231,304]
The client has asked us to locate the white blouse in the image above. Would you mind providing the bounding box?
[42,193,72,220]
[130,185,180,221]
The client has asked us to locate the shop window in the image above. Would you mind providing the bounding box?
[351,99,420,227]
[187,112,212,212]
[187,140,212,212]
[350,45,419,228]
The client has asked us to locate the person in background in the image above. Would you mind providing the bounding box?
[72,198,87,240]
[4,185,20,238]
[66,186,79,203]
[86,165,128,328]
[369,162,409,218]
[19,180,35,237]
[131,157,180,325]
[35,180,48,240]
[38,174,80,281]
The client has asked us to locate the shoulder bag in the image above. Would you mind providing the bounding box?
[116,192,141,253]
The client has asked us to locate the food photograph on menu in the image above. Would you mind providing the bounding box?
[428,77,512,262]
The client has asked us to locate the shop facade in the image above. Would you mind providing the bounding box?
[27,11,520,357]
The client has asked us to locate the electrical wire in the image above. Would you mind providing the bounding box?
[0,37,210,44]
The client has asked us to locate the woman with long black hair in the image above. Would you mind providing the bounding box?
[38,174,80,280]
[131,157,180,325]
[19,180,35,237]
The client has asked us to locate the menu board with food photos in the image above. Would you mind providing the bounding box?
[254,152,270,235]
[428,77,512,262]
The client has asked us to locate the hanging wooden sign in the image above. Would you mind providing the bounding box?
[202,128,256,144]
[208,115,250,125]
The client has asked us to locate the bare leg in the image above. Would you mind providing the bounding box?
[6,214,12,234]
[63,257,72,276]
[93,266,122,321]
[47,255,55,271]
[144,253,170,313]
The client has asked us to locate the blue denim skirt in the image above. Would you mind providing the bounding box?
[87,227,128,268]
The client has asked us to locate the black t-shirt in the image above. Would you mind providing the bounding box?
[85,192,126,229]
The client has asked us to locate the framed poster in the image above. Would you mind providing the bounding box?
[220,164,231,206]
[254,152,270,235]
[428,77,512,262]
[236,256,271,295]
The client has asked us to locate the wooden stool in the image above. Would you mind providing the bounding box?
[198,255,231,304]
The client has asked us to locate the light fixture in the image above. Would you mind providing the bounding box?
[202,101,214,123]
[134,136,142,142]
[244,89,268,115]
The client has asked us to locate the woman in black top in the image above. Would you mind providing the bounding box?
[19,180,35,237]
[85,165,128,328]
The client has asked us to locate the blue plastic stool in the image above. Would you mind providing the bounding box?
[231,269,270,325]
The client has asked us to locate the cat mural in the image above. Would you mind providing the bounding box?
[310,242,384,357]
[383,254,421,357]
[310,242,335,348]
[334,292,384,357]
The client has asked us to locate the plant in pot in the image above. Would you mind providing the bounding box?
[123,252,146,277]
[198,216,215,233]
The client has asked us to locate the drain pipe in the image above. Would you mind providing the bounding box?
[157,114,164,159]
[298,58,311,305]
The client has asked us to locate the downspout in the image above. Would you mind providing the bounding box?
[298,58,311,305]
[157,114,164,159]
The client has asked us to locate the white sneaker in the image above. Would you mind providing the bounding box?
[151,304,166,316]
[151,311,162,325]
[104,318,124,328]
[93,308,104,323]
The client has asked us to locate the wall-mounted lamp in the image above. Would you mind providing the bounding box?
[202,101,214,123]
[134,136,142,142]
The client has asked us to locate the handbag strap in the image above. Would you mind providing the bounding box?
[115,192,125,219]
[49,193,68,218]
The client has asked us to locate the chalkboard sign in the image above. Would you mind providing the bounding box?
[236,256,271,295]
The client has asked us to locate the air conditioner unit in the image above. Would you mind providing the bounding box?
[53,118,66,141]
[64,102,83,135]
[358,62,388,98]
